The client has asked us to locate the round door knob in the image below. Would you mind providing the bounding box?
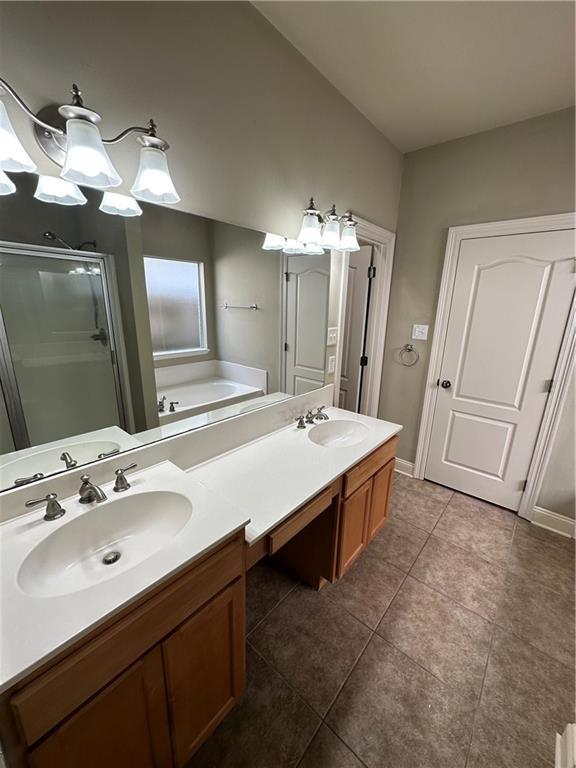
[441,380,452,389]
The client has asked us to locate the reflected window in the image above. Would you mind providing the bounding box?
[144,257,207,356]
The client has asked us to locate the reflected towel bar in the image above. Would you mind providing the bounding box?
[223,303,260,310]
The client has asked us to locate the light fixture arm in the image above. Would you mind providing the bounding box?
[0,76,65,136]
[103,119,168,149]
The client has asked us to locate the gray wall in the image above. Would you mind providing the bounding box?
[211,222,283,392]
[379,108,574,517]
[0,2,403,238]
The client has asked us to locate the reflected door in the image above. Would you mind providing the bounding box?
[0,249,123,449]
[284,254,330,395]
[425,229,574,510]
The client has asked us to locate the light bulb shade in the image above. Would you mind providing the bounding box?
[34,175,87,206]
[99,192,142,217]
[131,146,180,205]
[283,239,304,254]
[338,224,361,252]
[0,169,15,196]
[262,233,286,250]
[303,242,325,255]
[0,101,37,173]
[321,219,341,249]
[297,212,322,245]
[61,119,121,190]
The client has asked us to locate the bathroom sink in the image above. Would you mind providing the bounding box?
[308,420,369,448]
[18,491,192,598]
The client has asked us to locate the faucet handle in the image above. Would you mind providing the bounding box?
[25,492,65,521]
[169,401,180,412]
[305,409,315,424]
[113,463,137,493]
[295,415,306,429]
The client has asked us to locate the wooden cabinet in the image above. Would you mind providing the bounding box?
[366,459,394,540]
[163,581,245,767]
[337,479,372,576]
[28,649,172,768]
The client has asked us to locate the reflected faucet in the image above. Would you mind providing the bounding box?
[60,451,78,469]
[43,231,97,252]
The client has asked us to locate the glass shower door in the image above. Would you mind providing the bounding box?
[0,249,123,450]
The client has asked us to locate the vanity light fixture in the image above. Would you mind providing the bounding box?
[283,238,305,254]
[0,169,16,196]
[320,204,341,249]
[338,212,361,252]
[34,175,87,206]
[99,191,142,217]
[303,242,325,255]
[297,197,322,245]
[262,233,286,250]
[0,78,180,203]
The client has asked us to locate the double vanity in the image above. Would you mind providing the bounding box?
[0,398,401,767]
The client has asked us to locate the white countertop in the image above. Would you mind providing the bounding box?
[187,407,402,544]
[0,461,249,694]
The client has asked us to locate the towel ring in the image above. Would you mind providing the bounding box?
[399,343,419,367]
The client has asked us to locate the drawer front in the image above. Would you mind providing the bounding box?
[12,534,243,747]
[343,436,398,498]
[267,483,338,555]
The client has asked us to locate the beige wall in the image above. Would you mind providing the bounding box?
[0,2,403,238]
[379,108,574,517]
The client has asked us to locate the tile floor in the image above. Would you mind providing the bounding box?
[189,473,575,768]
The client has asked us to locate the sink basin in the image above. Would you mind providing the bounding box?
[18,491,192,597]
[308,420,369,448]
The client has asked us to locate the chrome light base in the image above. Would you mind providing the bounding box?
[33,105,68,166]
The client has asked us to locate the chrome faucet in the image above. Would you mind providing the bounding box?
[113,463,138,493]
[158,395,167,413]
[25,492,65,521]
[14,472,44,486]
[78,474,107,504]
[305,410,316,425]
[60,451,78,469]
[313,406,329,421]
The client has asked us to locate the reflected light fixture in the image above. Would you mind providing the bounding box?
[100,191,142,217]
[34,175,87,206]
[338,212,361,252]
[297,197,322,244]
[303,242,325,255]
[0,78,180,204]
[262,233,286,250]
[283,238,305,254]
[0,169,16,196]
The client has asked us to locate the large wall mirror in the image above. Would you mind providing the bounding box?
[0,176,337,491]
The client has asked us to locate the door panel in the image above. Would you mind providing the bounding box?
[426,229,574,510]
[340,246,372,412]
[284,254,330,395]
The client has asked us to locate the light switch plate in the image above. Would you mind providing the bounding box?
[327,326,338,346]
[327,355,336,374]
[412,324,429,341]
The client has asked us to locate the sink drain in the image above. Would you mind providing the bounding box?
[102,550,121,566]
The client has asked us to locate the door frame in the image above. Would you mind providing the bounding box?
[334,215,396,417]
[0,240,132,440]
[413,212,576,523]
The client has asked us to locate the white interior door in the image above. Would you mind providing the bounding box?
[426,229,574,510]
[339,246,372,411]
[284,254,330,395]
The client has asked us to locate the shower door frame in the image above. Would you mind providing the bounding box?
[0,241,129,451]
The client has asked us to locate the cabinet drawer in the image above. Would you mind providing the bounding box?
[267,482,339,555]
[343,436,398,498]
[12,534,243,747]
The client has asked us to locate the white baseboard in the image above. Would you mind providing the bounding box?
[394,458,415,477]
[531,506,575,539]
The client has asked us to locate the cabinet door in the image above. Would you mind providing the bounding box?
[28,648,172,768]
[162,579,245,767]
[366,459,395,541]
[338,479,372,577]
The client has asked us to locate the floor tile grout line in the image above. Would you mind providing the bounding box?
[463,622,497,766]
[405,570,498,625]
[246,578,301,637]
[321,721,371,768]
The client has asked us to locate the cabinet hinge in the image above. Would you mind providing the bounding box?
[368,265,376,279]
[360,355,368,367]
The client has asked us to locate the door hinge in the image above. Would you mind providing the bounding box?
[521,479,528,492]
[284,271,290,282]
[110,349,117,366]
[546,379,554,393]
[360,355,368,367]
[367,265,376,279]
[284,342,289,352]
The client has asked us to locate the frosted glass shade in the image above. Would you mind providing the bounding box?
[283,239,304,254]
[339,224,360,252]
[131,147,180,205]
[303,242,325,255]
[321,219,341,249]
[100,192,142,217]
[262,233,286,250]
[61,119,121,190]
[0,170,15,196]
[0,101,37,173]
[297,212,322,245]
[34,175,87,206]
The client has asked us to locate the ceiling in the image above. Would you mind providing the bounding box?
[255,1,575,152]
